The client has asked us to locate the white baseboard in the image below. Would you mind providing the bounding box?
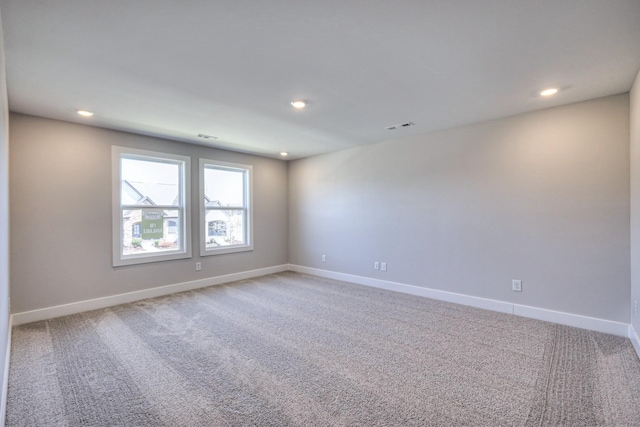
[512,304,628,337]
[630,324,640,360]
[1,314,12,427]
[12,265,288,326]
[289,264,630,337]
[9,263,633,339]
[288,264,513,314]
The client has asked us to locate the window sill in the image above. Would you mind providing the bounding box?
[113,250,192,267]
[200,244,254,257]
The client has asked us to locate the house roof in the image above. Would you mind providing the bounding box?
[123,181,230,209]
[122,180,179,207]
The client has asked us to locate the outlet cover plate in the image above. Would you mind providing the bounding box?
[512,280,522,292]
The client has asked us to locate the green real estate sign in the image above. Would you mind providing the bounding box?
[142,210,164,239]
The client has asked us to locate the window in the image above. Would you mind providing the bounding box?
[112,146,191,266]
[132,222,141,238]
[200,158,252,255]
[167,220,178,235]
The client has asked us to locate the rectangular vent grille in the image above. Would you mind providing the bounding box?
[385,122,414,131]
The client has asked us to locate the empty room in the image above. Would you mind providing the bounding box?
[1,0,640,425]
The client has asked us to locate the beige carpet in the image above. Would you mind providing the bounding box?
[6,272,640,426]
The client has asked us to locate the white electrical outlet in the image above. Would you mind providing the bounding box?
[195,262,201,271]
[374,261,380,270]
[322,254,326,263]
[512,280,522,292]
[381,262,387,272]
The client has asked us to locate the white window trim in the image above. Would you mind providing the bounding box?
[112,146,192,266]
[199,158,253,256]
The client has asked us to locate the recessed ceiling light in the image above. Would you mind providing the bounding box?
[76,109,94,117]
[540,88,559,97]
[280,152,289,157]
[291,100,306,109]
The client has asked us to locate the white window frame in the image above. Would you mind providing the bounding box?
[199,158,253,256]
[112,146,192,266]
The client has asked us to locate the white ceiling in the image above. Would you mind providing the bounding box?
[1,1,639,160]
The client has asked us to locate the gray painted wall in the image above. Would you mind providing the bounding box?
[0,7,11,412]
[9,114,288,313]
[631,70,640,333]
[289,94,630,323]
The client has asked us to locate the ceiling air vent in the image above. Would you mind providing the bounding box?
[385,122,414,131]
[197,133,218,139]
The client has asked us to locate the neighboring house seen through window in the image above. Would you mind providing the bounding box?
[208,220,227,237]
[200,159,253,256]
[112,146,191,266]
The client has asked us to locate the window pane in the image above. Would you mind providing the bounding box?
[121,157,180,206]
[122,209,181,255]
[204,167,244,207]
[205,209,245,248]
